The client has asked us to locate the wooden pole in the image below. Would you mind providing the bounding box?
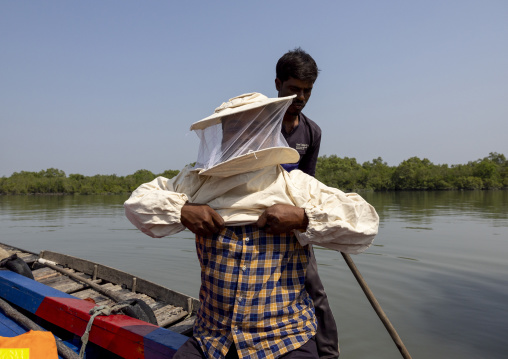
[341,252,412,359]
[38,259,124,302]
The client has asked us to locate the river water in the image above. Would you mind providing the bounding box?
[0,191,507,359]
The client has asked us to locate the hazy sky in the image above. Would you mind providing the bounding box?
[1,1,507,177]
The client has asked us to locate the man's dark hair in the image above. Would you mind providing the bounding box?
[276,47,320,83]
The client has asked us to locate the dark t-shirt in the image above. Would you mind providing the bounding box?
[281,113,321,177]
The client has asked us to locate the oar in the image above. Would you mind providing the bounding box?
[341,252,412,359]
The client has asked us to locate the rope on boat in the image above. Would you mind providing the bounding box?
[78,303,131,358]
[38,258,159,326]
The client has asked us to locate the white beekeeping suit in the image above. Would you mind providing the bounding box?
[125,92,379,254]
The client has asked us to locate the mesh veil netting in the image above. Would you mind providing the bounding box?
[193,99,293,171]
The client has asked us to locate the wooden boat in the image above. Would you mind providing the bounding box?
[0,241,198,358]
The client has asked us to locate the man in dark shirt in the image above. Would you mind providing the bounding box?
[276,48,339,359]
[276,49,322,177]
[281,112,321,177]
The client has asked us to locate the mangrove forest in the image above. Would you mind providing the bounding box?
[1,152,506,195]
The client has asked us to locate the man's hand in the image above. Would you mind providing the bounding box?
[181,203,225,237]
[256,204,309,234]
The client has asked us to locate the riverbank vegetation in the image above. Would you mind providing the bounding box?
[316,152,507,191]
[1,153,506,194]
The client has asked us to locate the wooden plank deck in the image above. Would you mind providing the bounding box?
[0,242,197,335]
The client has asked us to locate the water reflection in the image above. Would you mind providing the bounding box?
[0,195,129,228]
[362,190,508,226]
[2,191,506,224]
[420,272,507,358]
[1,191,507,359]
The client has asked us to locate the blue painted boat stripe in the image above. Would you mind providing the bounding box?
[0,269,189,357]
[0,270,75,313]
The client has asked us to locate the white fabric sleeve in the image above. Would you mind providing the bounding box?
[124,175,189,238]
[285,170,379,254]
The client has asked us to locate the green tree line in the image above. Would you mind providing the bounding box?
[1,153,506,194]
[316,152,507,191]
[0,168,180,195]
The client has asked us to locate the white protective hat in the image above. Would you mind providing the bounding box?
[190,92,299,177]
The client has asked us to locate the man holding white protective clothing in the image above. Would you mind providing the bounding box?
[124,93,379,359]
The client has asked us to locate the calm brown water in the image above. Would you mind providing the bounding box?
[1,191,507,358]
